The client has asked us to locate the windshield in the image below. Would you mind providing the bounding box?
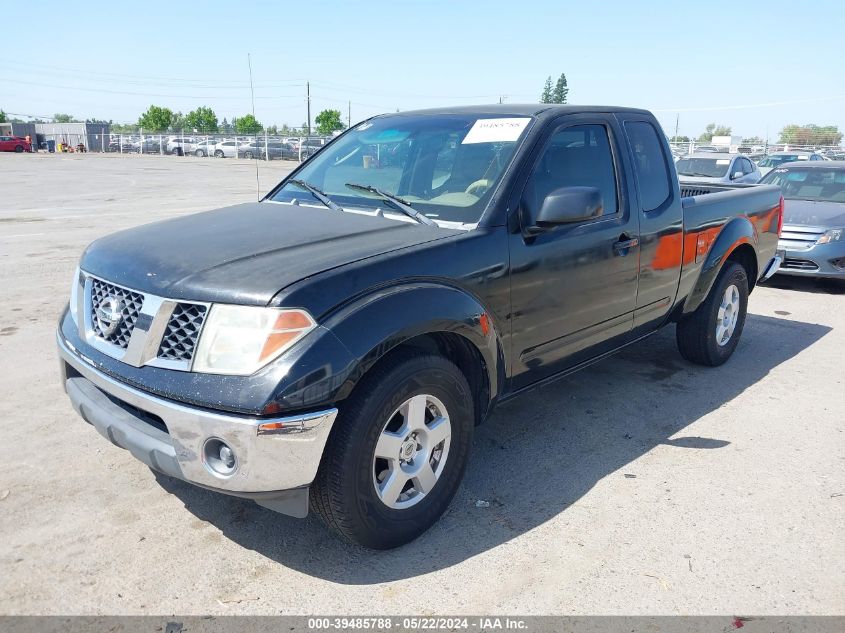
[759,167,845,202]
[268,114,532,225]
[758,155,806,168]
[676,157,731,177]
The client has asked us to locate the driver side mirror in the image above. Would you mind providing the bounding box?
[731,171,744,180]
[534,186,604,229]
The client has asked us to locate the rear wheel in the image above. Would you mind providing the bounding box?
[311,353,474,549]
[195,149,204,157]
[676,262,749,366]
[214,149,224,158]
[244,151,254,159]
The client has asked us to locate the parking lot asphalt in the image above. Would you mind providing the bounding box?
[0,152,842,615]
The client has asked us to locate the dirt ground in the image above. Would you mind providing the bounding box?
[0,152,842,615]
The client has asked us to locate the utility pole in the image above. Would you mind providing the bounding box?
[674,113,679,140]
[348,100,351,127]
[306,81,311,137]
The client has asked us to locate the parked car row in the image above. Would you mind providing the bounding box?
[104,135,331,161]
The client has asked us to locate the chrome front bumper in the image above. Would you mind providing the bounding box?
[57,331,337,517]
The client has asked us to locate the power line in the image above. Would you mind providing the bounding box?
[2,77,303,100]
[0,57,306,86]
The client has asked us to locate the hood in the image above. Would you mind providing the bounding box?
[81,202,455,305]
[782,199,845,229]
[678,175,726,183]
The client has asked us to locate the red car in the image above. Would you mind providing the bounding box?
[0,135,32,152]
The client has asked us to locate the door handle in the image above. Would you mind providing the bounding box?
[613,235,639,253]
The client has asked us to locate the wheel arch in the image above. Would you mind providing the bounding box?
[683,216,757,314]
[325,283,504,425]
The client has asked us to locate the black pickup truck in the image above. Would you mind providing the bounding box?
[58,105,784,549]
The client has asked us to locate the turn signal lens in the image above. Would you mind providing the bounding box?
[193,305,316,375]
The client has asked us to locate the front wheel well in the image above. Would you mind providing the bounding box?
[726,243,758,292]
[364,332,492,426]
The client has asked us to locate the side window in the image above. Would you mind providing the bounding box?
[625,121,672,211]
[742,158,754,174]
[527,124,619,217]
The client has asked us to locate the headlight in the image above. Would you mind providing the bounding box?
[193,305,316,375]
[69,266,81,325]
[816,229,842,245]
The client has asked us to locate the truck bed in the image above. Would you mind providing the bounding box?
[676,182,783,309]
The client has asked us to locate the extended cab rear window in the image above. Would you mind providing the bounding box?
[625,121,672,212]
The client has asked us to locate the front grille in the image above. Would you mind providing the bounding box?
[90,278,144,349]
[157,303,208,362]
[782,258,819,271]
[779,225,825,252]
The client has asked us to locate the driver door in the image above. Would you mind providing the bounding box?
[508,115,640,389]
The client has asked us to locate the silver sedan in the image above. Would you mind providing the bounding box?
[676,153,762,184]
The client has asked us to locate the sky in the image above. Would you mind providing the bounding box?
[2,0,844,141]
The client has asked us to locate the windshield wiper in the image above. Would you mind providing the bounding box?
[344,183,436,226]
[680,172,718,178]
[288,179,343,212]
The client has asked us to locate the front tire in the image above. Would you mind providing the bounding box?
[214,150,224,158]
[311,352,474,549]
[676,262,749,366]
[15,145,24,153]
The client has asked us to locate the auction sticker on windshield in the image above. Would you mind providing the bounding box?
[462,118,530,144]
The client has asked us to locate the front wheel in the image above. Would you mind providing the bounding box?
[311,353,474,549]
[244,151,253,159]
[676,262,749,366]
[15,145,24,153]
[214,149,224,158]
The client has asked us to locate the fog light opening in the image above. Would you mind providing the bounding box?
[203,438,238,477]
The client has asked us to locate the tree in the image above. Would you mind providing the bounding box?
[779,124,842,146]
[185,106,218,133]
[552,73,569,104]
[540,76,553,103]
[669,135,690,143]
[741,136,763,145]
[0,109,6,123]
[137,105,175,132]
[86,118,113,125]
[234,113,262,134]
[219,117,233,133]
[314,109,345,135]
[698,123,732,143]
[53,113,76,123]
[172,111,185,131]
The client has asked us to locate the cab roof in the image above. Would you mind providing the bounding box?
[375,104,653,120]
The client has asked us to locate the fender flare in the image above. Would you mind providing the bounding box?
[683,216,756,314]
[324,282,504,408]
